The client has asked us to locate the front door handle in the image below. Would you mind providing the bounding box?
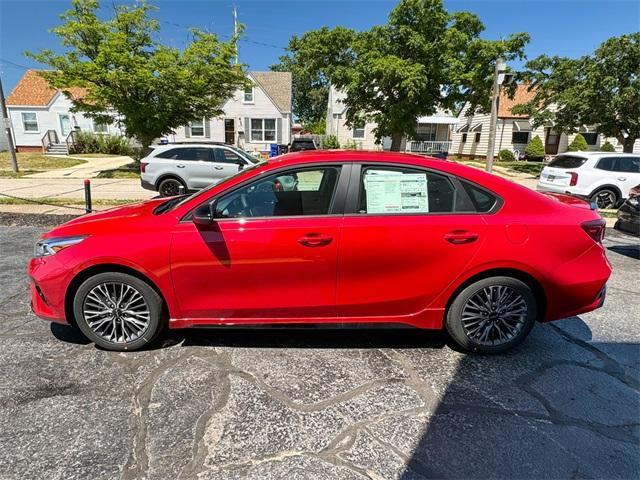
[298,233,333,247]
[214,166,224,170]
[618,177,627,181]
[176,163,185,168]
[444,230,479,245]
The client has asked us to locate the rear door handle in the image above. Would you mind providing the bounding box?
[176,163,185,168]
[444,230,479,244]
[214,166,224,170]
[618,177,627,181]
[298,233,333,247]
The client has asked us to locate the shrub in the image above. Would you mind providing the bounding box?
[600,141,615,152]
[322,135,340,149]
[524,135,545,161]
[568,133,589,152]
[342,139,359,150]
[498,149,515,161]
[70,131,133,156]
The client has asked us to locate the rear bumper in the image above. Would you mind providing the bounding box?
[536,183,589,199]
[542,244,612,322]
[141,178,156,192]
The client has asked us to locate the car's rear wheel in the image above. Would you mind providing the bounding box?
[445,276,537,354]
[73,272,165,351]
[590,187,619,209]
[158,177,185,197]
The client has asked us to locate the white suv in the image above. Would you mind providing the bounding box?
[140,143,259,196]
[537,152,640,209]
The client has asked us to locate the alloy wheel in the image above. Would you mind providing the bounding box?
[82,282,151,344]
[460,285,528,346]
[593,190,616,209]
[160,180,181,197]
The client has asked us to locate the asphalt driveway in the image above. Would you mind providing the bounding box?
[0,224,638,479]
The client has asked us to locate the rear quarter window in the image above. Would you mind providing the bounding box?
[461,181,498,213]
[548,155,587,169]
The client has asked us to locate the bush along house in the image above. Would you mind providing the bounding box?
[450,84,638,160]
[167,71,292,157]
[6,70,123,154]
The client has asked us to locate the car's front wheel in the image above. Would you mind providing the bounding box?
[445,276,537,354]
[73,272,165,351]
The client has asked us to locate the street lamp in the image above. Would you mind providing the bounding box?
[486,57,507,173]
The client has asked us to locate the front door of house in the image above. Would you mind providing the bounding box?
[224,119,235,145]
[545,127,560,155]
[59,114,72,138]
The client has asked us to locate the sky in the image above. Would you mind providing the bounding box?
[1,0,639,93]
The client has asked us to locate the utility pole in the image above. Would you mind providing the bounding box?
[485,57,506,173]
[0,74,19,173]
[232,6,238,64]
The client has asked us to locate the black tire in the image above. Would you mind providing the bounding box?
[158,177,186,197]
[445,276,537,354]
[589,187,619,210]
[73,272,165,351]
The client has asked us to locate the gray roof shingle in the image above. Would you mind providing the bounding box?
[250,71,292,113]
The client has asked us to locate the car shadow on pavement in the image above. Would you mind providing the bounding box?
[607,245,640,260]
[397,316,640,479]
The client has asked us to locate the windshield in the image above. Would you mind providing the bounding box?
[154,160,266,214]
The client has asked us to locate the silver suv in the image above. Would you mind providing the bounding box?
[140,143,259,196]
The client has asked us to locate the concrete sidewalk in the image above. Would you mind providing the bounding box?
[0,177,153,201]
[24,155,134,179]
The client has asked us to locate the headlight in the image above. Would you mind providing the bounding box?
[34,236,88,258]
[628,197,639,206]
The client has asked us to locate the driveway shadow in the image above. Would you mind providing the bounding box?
[398,316,640,479]
[607,245,640,260]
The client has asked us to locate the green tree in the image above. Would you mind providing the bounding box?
[322,134,340,149]
[278,0,529,150]
[600,141,616,152]
[525,135,545,161]
[28,0,247,153]
[514,33,640,153]
[271,50,329,128]
[568,134,589,152]
[498,149,515,161]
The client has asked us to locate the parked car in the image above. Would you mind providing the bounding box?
[140,143,259,196]
[537,152,640,209]
[614,184,640,236]
[29,151,611,353]
[289,137,317,152]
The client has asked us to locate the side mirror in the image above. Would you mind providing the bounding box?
[192,200,218,226]
[236,161,245,170]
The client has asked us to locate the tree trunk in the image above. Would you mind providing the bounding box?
[623,136,636,153]
[390,133,403,152]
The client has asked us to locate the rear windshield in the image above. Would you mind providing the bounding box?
[548,155,587,169]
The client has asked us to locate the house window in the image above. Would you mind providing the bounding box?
[462,133,468,143]
[244,86,254,103]
[190,118,205,137]
[474,132,481,143]
[250,118,276,142]
[21,112,39,132]
[512,131,530,144]
[93,119,109,134]
[416,124,436,141]
[352,120,365,139]
[581,133,598,145]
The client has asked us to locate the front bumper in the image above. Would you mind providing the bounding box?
[28,256,72,324]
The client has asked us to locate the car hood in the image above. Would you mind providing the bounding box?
[43,198,167,238]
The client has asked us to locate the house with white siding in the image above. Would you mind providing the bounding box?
[6,70,291,156]
[167,71,292,155]
[6,70,123,153]
[451,84,639,159]
[325,85,458,153]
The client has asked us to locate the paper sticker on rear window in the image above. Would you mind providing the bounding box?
[364,173,429,213]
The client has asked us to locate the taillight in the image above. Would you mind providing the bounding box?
[567,172,578,186]
[581,219,606,243]
[140,162,148,173]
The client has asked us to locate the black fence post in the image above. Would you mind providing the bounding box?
[84,179,92,213]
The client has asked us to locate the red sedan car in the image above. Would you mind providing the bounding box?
[28,151,611,353]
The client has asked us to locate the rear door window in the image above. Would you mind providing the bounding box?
[357,166,456,214]
[548,155,587,169]
[156,147,212,161]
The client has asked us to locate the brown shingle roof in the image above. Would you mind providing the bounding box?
[6,70,86,106]
[498,84,537,118]
[250,71,292,113]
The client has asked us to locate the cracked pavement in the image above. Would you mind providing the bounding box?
[0,225,638,479]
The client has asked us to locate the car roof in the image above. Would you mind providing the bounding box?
[556,151,637,157]
[152,143,234,150]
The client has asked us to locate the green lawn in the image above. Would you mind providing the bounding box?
[96,162,140,178]
[498,161,545,177]
[0,152,86,177]
[69,153,120,158]
[0,196,138,206]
